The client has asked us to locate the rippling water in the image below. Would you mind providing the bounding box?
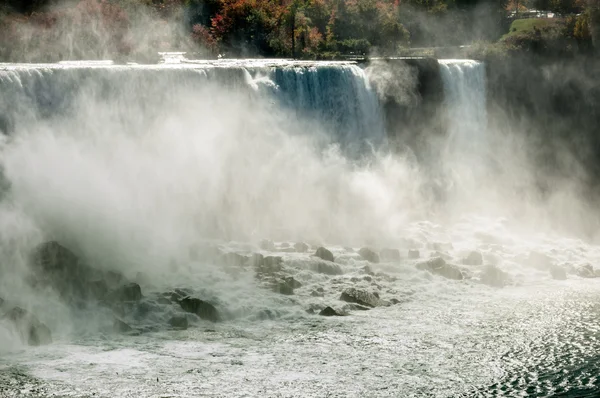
[2,218,600,397]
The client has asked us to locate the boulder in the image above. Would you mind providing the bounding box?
[339,288,381,308]
[362,265,375,276]
[358,247,380,263]
[3,307,52,346]
[315,247,334,262]
[577,264,595,278]
[319,307,344,316]
[251,253,265,267]
[273,282,294,295]
[179,297,219,322]
[107,283,142,302]
[294,242,309,253]
[113,317,133,333]
[550,265,567,280]
[380,248,400,262]
[463,251,483,266]
[168,315,188,330]
[255,256,283,275]
[284,277,302,289]
[408,249,420,259]
[264,256,282,268]
[29,241,127,305]
[30,241,88,301]
[416,257,464,280]
[220,252,248,267]
[480,265,510,287]
[310,261,343,275]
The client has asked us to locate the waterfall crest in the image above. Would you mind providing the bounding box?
[0,61,385,155]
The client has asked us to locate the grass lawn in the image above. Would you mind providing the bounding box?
[501,18,563,41]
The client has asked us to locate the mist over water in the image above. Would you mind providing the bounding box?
[2,58,600,396]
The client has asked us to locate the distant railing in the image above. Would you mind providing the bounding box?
[508,10,559,20]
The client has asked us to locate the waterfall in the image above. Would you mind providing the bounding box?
[0,61,385,155]
[439,59,487,152]
[438,59,488,187]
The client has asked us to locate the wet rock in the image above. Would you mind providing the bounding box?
[30,241,89,301]
[550,265,567,280]
[107,283,142,302]
[362,265,375,276]
[0,297,4,308]
[408,249,420,259]
[319,307,344,316]
[358,247,380,263]
[256,256,283,275]
[264,256,282,268]
[179,297,219,322]
[577,264,595,278]
[113,317,133,333]
[220,252,248,267]
[3,307,52,346]
[29,241,128,305]
[310,261,343,275]
[463,251,483,266]
[251,253,265,267]
[311,290,324,297]
[294,242,309,253]
[363,275,372,282]
[347,303,371,311]
[168,315,188,330]
[390,298,402,305]
[430,251,452,260]
[380,248,400,262]
[315,247,334,262]
[339,288,381,308]
[260,239,276,251]
[273,282,294,295]
[157,296,172,305]
[481,265,510,287]
[162,289,186,303]
[284,277,302,289]
[416,257,464,280]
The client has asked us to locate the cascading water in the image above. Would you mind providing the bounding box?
[438,59,488,194]
[2,57,600,398]
[0,60,385,155]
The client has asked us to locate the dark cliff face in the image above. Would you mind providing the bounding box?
[486,55,600,193]
[371,58,444,160]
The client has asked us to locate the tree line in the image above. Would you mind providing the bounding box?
[0,0,598,61]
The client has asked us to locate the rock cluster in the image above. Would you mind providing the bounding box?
[416,257,464,280]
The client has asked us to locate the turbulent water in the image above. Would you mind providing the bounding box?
[1,58,600,398]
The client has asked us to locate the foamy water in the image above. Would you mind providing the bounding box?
[1,60,600,397]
